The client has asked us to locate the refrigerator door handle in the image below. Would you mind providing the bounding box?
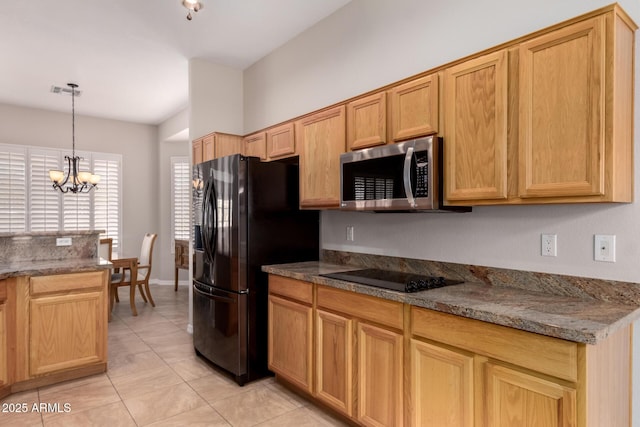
[193,285,236,303]
[202,179,218,265]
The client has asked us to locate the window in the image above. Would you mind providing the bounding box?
[171,156,190,251]
[0,143,122,254]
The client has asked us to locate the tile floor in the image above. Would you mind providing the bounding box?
[1,285,347,427]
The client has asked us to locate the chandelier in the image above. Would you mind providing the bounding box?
[183,0,203,20]
[48,83,100,193]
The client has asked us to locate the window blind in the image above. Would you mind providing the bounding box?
[0,143,122,254]
[171,156,190,250]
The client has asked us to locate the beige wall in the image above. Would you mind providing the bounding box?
[0,103,160,272]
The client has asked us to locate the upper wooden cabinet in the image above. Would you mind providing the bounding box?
[267,122,296,160]
[347,91,387,150]
[389,74,439,142]
[243,131,267,160]
[443,6,635,205]
[215,133,243,159]
[443,50,509,203]
[517,13,634,202]
[296,105,346,209]
[192,132,243,164]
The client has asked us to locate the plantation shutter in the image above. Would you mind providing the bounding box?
[29,149,61,231]
[93,155,121,255]
[0,146,27,232]
[171,156,190,249]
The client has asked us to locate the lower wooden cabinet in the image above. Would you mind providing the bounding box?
[315,309,353,416]
[0,282,8,395]
[484,362,576,427]
[28,272,108,377]
[410,339,474,427]
[268,274,631,427]
[358,322,403,427]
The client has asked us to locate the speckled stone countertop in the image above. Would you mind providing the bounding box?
[262,261,640,345]
[0,258,112,280]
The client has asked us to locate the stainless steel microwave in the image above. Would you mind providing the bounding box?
[339,136,470,212]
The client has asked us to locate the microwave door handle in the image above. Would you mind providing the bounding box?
[403,146,416,208]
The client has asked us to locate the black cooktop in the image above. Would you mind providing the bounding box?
[320,268,462,293]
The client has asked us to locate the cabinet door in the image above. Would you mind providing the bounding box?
[202,134,215,162]
[243,132,267,160]
[192,138,203,165]
[0,301,7,390]
[410,339,474,427]
[485,362,576,427]
[389,74,439,142]
[519,16,605,199]
[267,122,296,160]
[297,105,346,208]
[444,50,508,202]
[358,322,403,427]
[316,309,353,417]
[268,295,313,392]
[347,92,387,150]
[214,133,243,159]
[30,291,106,376]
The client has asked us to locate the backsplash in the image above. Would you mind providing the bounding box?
[321,250,640,306]
[0,230,101,263]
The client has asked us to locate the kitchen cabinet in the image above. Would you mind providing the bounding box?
[267,276,313,393]
[315,309,353,416]
[347,92,387,150]
[518,11,634,202]
[411,306,629,427]
[316,285,404,427]
[243,131,267,160]
[214,133,243,159]
[0,279,10,398]
[442,6,635,205]
[12,271,108,385]
[192,138,203,165]
[28,271,108,377]
[389,74,438,142]
[202,133,215,162]
[267,122,296,160]
[296,105,346,208]
[443,50,510,203]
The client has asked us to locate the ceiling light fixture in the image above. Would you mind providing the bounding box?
[48,83,100,193]
[182,0,203,21]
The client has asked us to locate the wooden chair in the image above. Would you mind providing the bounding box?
[112,233,158,315]
[99,238,113,261]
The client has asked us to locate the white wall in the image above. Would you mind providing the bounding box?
[0,103,160,261]
[189,58,244,140]
[241,0,640,423]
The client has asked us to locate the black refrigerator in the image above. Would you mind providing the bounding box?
[192,154,319,385]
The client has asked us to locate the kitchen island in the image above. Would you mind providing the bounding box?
[0,231,110,400]
[263,252,640,426]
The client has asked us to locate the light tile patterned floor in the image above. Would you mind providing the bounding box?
[1,285,347,427]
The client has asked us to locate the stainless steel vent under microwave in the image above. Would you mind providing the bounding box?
[340,136,470,212]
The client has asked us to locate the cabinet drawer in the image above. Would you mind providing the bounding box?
[269,275,313,304]
[30,271,105,296]
[317,285,403,330]
[411,307,578,382]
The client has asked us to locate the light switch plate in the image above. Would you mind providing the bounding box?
[594,235,615,262]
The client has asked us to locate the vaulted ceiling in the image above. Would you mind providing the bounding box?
[0,0,352,125]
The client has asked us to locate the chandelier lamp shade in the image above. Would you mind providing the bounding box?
[48,83,100,194]
[183,0,203,20]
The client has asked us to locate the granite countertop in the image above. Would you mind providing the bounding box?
[262,261,640,345]
[0,258,112,280]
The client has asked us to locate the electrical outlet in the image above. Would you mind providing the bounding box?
[594,235,616,262]
[541,234,557,257]
[346,226,354,242]
[56,237,72,246]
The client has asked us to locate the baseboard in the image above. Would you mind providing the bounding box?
[150,279,190,286]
